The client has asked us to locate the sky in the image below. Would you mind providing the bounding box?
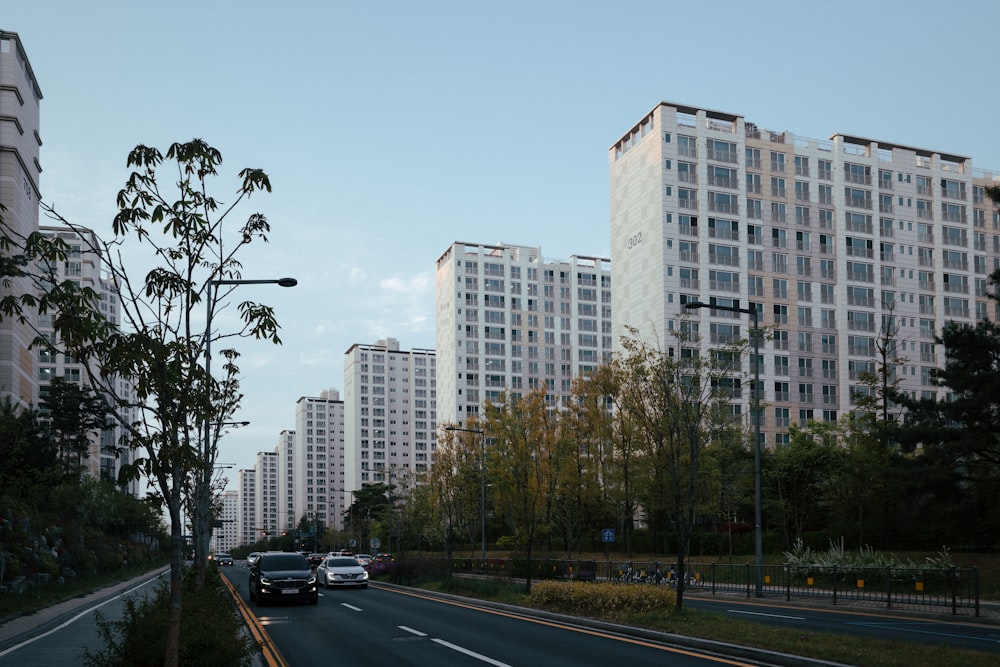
[6,0,1000,487]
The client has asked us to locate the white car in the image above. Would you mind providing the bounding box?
[354,553,373,568]
[316,556,369,589]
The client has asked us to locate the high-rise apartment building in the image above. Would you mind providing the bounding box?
[343,338,436,497]
[0,31,42,407]
[212,490,239,553]
[610,101,1000,446]
[36,226,138,486]
[435,242,612,423]
[237,468,256,546]
[277,429,296,533]
[255,450,279,538]
[292,390,345,531]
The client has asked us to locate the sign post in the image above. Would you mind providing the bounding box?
[602,528,615,560]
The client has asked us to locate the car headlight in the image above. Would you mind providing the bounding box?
[259,575,272,585]
[308,574,317,585]
[360,571,369,580]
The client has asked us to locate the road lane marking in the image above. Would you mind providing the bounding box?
[400,626,427,636]
[341,603,363,611]
[384,586,764,666]
[432,638,513,666]
[726,609,806,621]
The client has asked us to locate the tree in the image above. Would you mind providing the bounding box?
[484,388,555,592]
[40,377,111,478]
[607,325,740,610]
[894,300,1000,547]
[766,422,843,548]
[345,483,396,550]
[0,140,288,667]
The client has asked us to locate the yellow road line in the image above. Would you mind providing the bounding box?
[221,574,287,667]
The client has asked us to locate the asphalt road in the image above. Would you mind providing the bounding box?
[227,565,774,666]
[1,563,997,666]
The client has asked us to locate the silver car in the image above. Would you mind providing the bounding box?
[316,556,369,589]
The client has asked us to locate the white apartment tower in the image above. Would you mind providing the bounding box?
[343,338,436,497]
[255,450,279,538]
[292,390,345,532]
[238,468,256,546]
[36,226,138,486]
[436,242,612,424]
[277,429,296,533]
[212,490,239,553]
[0,31,42,407]
[610,101,1000,447]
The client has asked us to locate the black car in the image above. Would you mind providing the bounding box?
[248,552,318,605]
[211,552,234,566]
[307,552,325,568]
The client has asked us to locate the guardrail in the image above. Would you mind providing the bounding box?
[447,558,981,616]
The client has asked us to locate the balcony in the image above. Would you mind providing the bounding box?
[708,174,737,189]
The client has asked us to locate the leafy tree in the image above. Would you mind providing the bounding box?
[40,377,111,478]
[345,482,396,550]
[0,396,58,502]
[552,377,606,555]
[587,363,644,557]
[484,388,555,592]
[894,302,1000,547]
[0,140,287,667]
[766,422,844,548]
[607,326,739,610]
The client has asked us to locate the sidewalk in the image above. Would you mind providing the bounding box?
[0,566,169,651]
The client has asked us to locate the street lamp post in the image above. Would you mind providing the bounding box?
[196,277,297,575]
[445,425,486,561]
[685,300,763,597]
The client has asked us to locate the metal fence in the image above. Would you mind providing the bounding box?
[447,558,981,616]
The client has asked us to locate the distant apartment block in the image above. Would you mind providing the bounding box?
[435,242,612,424]
[277,429,295,533]
[237,468,256,546]
[255,450,279,538]
[292,390,345,532]
[212,490,239,553]
[0,31,42,407]
[610,101,1000,447]
[343,338,436,498]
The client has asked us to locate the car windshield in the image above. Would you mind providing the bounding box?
[327,557,360,567]
[262,554,308,569]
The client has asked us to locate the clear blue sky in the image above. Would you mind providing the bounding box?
[6,0,1000,484]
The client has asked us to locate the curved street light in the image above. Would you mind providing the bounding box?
[194,277,297,575]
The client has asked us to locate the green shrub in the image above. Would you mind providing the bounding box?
[529,581,676,619]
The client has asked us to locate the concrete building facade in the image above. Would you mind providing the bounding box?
[610,101,1000,446]
[343,338,436,499]
[291,390,345,532]
[237,468,256,546]
[435,242,612,425]
[0,31,42,408]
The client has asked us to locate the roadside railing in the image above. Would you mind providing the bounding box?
[447,558,981,616]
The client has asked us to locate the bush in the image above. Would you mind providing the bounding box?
[529,580,676,619]
[82,569,258,666]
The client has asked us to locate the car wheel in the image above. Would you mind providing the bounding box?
[249,586,256,601]
[361,583,368,589]
[309,597,318,605]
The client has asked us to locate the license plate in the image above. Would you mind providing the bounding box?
[282,589,298,594]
